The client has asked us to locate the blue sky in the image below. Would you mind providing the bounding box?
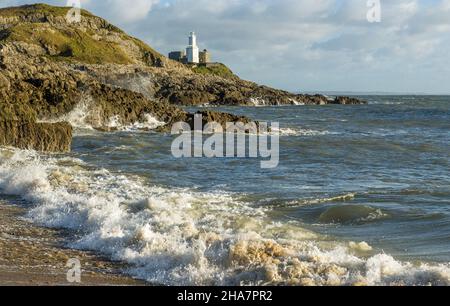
[1,0,450,93]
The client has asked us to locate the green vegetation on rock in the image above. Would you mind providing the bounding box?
[0,3,166,66]
[2,23,131,64]
[192,63,237,80]
[0,4,79,18]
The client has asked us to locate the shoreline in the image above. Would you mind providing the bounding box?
[0,199,145,286]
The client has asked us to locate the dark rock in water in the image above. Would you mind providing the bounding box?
[186,110,257,130]
[331,96,365,105]
[0,121,72,152]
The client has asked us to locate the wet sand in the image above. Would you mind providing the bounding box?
[0,200,145,286]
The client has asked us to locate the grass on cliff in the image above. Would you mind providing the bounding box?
[0,4,75,17]
[129,36,167,65]
[2,23,132,65]
[0,4,124,33]
[193,63,237,80]
[0,3,167,65]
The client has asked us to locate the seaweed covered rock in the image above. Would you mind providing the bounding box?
[0,121,72,152]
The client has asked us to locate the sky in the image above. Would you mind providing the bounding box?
[1,0,450,94]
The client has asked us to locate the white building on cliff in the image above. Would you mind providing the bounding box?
[168,32,211,65]
[186,32,199,64]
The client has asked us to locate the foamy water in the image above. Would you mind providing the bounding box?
[42,97,165,132]
[271,127,334,137]
[107,113,165,131]
[0,147,449,286]
[1,96,449,285]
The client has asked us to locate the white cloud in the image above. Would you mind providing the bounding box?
[82,0,159,23]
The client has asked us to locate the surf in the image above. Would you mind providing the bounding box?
[1,147,449,286]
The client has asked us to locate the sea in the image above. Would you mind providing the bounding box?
[0,95,449,285]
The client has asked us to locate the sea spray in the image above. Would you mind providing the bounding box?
[0,147,449,286]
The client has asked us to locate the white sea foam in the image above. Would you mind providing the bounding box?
[249,97,268,106]
[129,114,166,130]
[0,148,449,286]
[349,241,373,252]
[270,127,334,137]
[107,113,165,131]
[41,94,165,133]
[106,115,122,129]
[192,126,332,138]
[289,98,305,106]
[267,193,357,209]
[40,95,97,130]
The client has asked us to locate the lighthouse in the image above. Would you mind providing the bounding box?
[186,32,199,64]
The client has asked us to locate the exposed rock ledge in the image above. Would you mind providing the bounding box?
[0,121,72,152]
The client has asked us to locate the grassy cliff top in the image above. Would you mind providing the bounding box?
[0,4,166,66]
[2,23,133,64]
[192,63,237,80]
[0,3,96,20]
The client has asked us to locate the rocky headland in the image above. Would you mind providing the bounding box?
[0,4,365,152]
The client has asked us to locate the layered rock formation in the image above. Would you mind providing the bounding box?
[0,120,72,152]
[84,64,365,107]
[0,4,365,152]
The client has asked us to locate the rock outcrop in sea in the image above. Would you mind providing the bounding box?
[0,4,365,152]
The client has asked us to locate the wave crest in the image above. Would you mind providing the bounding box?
[0,148,448,286]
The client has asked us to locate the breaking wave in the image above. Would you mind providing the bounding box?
[271,127,334,137]
[0,148,449,286]
[106,113,165,131]
[42,96,165,133]
[265,193,357,209]
[249,97,268,106]
[38,95,97,130]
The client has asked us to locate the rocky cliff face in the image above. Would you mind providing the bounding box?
[79,61,365,107]
[0,4,365,152]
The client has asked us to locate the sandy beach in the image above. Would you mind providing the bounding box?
[0,200,143,286]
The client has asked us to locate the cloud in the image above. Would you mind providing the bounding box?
[82,0,159,23]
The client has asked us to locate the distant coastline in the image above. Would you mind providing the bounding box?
[300,91,450,96]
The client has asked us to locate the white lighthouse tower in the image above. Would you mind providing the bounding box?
[186,32,199,64]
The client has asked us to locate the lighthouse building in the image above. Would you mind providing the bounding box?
[169,32,211,65]
[186,32,199,64]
